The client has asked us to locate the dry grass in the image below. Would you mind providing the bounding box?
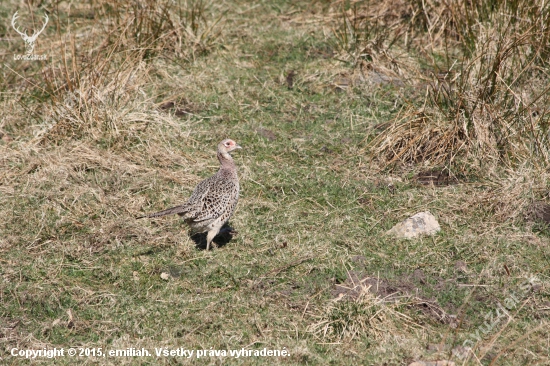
[1,0,549,365]
[317,0,550,178]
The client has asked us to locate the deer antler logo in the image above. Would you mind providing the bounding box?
[11,11,49,55]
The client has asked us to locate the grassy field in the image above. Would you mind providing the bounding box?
[1,0,550,365]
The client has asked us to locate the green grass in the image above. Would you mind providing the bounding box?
[1,0,550,365]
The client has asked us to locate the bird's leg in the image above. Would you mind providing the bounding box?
[206,229,220,251]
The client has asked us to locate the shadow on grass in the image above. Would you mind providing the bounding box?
[190,224,238,250]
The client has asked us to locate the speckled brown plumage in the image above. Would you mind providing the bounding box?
[138,139,241,250]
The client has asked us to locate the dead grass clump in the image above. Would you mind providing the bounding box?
[4,1,223,147]
[418,0,550,59]
[367,109,467,168]
[308,270,423,343]
[95,0,223,60]
[420,0,550,169]
[325,0,550,172]
[328,0,418,79]
[431,166,550,226]
[308,289,399,342]
[41,49,153,145]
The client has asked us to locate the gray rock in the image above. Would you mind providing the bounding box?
[386,211,441,239]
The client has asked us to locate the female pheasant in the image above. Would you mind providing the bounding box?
[138,139,241,250]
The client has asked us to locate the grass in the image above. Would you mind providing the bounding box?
[1,0,550,365]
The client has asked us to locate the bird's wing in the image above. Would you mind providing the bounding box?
[186,176,213,206]
[192,180,239,222]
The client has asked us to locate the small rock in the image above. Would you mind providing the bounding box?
[160,272,170,280]
[426,343,446,352]
[367,70,404,86]
[526,201,550,224]
[447,315,458,329]
[387,211,441,239]
[0,131,13,142]
[412,269,426,284]
[455,260,467,273]
[408,361,455,366]
[257,128,277,141]
[351,255,367,266]
[451,346,472,359]
[333,74,351,90]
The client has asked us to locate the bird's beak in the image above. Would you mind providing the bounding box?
[235,144,242,149]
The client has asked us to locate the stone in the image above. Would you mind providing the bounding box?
[408,361,455,366]
[386,211,440,239]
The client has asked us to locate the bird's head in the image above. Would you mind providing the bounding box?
[219,139,242,154]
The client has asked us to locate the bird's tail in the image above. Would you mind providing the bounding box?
[136,205,189,219]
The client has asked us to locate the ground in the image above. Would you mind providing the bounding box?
[1,0,549,365]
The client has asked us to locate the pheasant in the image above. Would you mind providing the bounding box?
[138,139,241,250]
